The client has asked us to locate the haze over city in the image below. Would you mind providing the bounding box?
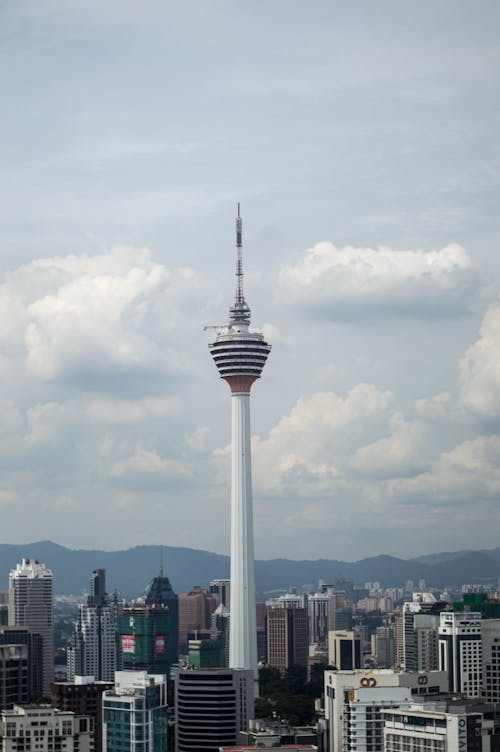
[0,1,499,560]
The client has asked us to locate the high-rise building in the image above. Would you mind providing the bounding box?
[209,580,230,610]
[402,594,446,672]
[208,205,270,681]
[174,667,253,752]
[67,570,116,683]
[8,558,53,696]
[144,568,179,666]
[439,612,482,696]
[480,618,500,703]
[102,671,167,752]
[372,625,395,668]
[0,627,43,700]
[266,608,308,673]
[51,675,113,752]
[308,590,348,646]
[0,645,29,708]
[178,588,217,653]
[324,669,449,752]
[0,705,91,752]
[328,630,363,670]
[210,604,230,667]
[118,605,175,678]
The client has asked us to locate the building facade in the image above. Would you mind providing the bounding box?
[174,668,253,752]
[51,675,113,752]
[102,671,167,752]
[266,608,308,673]
[324,669,449,752]
[8,559,53,696]
[439,612,482,696]
[0,705,91,752]
[328,630,363,670]
[67,570,116,683]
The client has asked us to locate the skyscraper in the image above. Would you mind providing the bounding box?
[439,611,482,696]
[208,205,271,678]
[8,558,53,696]
[67,569,116,682]
[266,608,308,673]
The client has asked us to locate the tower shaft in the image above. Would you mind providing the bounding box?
[229,392,257,672]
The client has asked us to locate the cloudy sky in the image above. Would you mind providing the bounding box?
[0,1,499,562]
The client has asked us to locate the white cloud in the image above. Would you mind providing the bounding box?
[249,384,393,495]
[351,414,427,478]
[0,247,201,393]
[460,303,500,420]
[277,242,480,319]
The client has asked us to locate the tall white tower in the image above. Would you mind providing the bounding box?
[8,557,54,696]
[208,205,271,675]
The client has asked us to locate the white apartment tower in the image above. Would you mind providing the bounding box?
[439,612,482,697]
[208,206,271,679]
[67,569,116,682]
[8,558,53,696]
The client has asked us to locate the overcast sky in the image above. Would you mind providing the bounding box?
[0,1,499,563]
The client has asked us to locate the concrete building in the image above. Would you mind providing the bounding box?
[210,580,230,610]
[174,668,253,752]
[402,595,446,672]
[8,559,53,696]
[328,630,363,670]
[178,588,217,652]
[208,205,271,683]
[118,604,177,678]
[102,671,167,752]
[383,700,497,752]
[67,570,116,683]
[267,609,308,673]
[480,618,500,703]
[439,612,482,696]
[0,626,43,699]
[51,675,113,752]
[308,591,350,646]
[0,705,91,752]
[324,669,449,752]
[372,626,395,668]
[0,645,29,708]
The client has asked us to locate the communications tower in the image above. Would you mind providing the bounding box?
[208,205,271,675]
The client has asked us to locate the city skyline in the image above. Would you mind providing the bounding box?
[0,2,498,560]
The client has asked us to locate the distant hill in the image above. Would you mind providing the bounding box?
[0,541,498,597]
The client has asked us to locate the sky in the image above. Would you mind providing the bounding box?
[0,0,499,562]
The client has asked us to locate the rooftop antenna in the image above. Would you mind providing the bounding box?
[159,548,164,578]
[230,202,250,326]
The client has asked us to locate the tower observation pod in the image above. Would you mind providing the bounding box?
[208,205,271,679]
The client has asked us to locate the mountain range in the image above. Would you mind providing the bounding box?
[0,541,498,598]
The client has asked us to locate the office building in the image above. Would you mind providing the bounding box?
[324,669,448,752]
[210,604,230,667]
[328,630,363,670]
[481,618,500,702]
[402,594,446,672]
[0,626,43,699]
[267,608,308,672]
[8,558,53,696]
[67,570,116,683]
[0,645,29,708]
[0,705,91,752]
[372,625,395,668]
[178,588,217,653]
[51,675,113,752]
[383,700,496,752]
[439,612,482,696]
[188,638,226,669]
[102,671,167,752]
[208,205,271,680]
[209,580,230,610]
[118,604,177,678]
[308,590,350,646]
[174,667,253,752]
[144,568,179,659]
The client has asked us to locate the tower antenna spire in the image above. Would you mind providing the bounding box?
[230,203,250,326]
